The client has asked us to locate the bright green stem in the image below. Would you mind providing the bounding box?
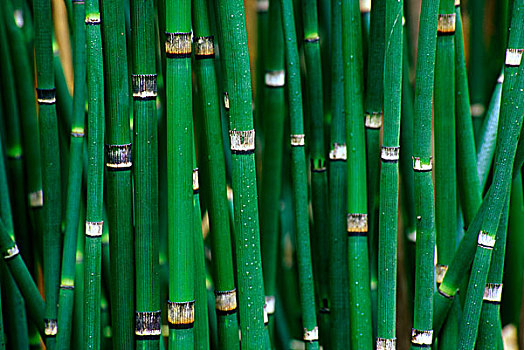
[33,0,62,346]
[166,0,194,347]
[342,0,372,348]
[411,0,439,346]
[435,0,457,273]
[376,0,402,346]
[260,1,285,339]
[84,0,105,349]
[214,0,266,345]
[328,0,349,347]
[280,0,319,346]
[100,0,134,347]
[56,2,86,349]
[131,0,160,349]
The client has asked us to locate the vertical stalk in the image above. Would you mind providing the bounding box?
[84,0,105,348]
[434,1,458,347]
[363,0,385,317]
[376,0,402,348]
[279,0,319,347]
[191,0,240,346]
[100,0,134,347]
[33,0,63,346]
[214,0,266,345]
[301,0,330,337]
[410,0,439,347]
[259,0,285,340]
[341,0,372,348]
[57,0,86,348]
[165,0,195,346]
[328,0,350,347]
[131,0,160,348]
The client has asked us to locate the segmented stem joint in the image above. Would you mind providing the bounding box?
[135,311,162,337]
[411,329,433,347]
[194,36,215,59]
[437,14,456,35]
[132,74,157,101]
[214,289,238,315]
[167,300,195,329]
[483,283,502,304]
[105,144,132,171]
[290,134,305,146]
[265,70,285,87]
[376,338,396,350]
[303,326,319,342]
[165,32,192,58]
[329,143,347,161]
[505,49,523,67]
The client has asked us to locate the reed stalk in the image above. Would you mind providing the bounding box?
[191,0,240,346]
[328,0,349,347]
[214,0,266,345]
[33,0,63,346]
[301,0,330,335]
[410,0,439,347]
[279,0,319,347]
[376,0,403,348]
[434,0,457,346]
[259,0,285,340]
[130,0,160,349]
[363,0,385,316]
[56,0,86,348]
[83,0,105,348]
[100,0,134,346]
[165,0,195,346]
[341,0,372,348]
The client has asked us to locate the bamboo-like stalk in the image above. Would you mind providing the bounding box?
[259,0,285,341]
[73,213,85,350]
[434,0,457,347]
[410,0,439,346]
[83,0,105,348]
[376,0,402,348]
[300,0,330,335]
[341,0,372,348]
[191,0,240,346]
[33,0,63,346]
[130,0,160,349]
[99,0,134,347]
[454,1,481,228]
[279,0,319,347]
[165,0,195,346]
[457,6,524,344]
[328,0,349,347]
[254,0,268,144]
[214,0,266,345]
[363,0,385,317]
[56,1,86,349]
[475,188,512,349]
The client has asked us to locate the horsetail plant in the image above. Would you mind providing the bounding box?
[214,0,267,345]
[33,0,63,345]
[410,0,439,347]
[301,0,330,334]
[166,0,195,346]
[83,0,105,348]
[328,0,350,347]
[279,0,319,346]
[100,0,135,347]
[130,0,161,348]
[376,0,403,348]
[259,0,285,340]
[191,0,240,345]
[56,0,86,348]
[341,0,372,347]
